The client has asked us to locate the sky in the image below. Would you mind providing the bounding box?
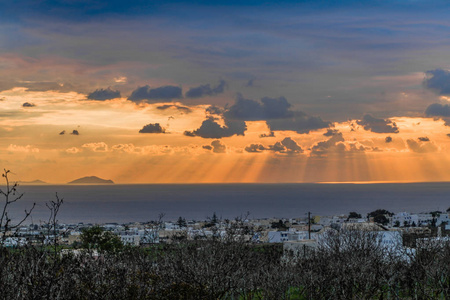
[2,0,450,183]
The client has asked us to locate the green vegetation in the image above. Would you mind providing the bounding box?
[80,226,123,252]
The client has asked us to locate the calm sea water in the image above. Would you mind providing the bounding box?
[3,183,450,224]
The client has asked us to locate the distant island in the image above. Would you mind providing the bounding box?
[68,176,114,184]
[20,180,47,184]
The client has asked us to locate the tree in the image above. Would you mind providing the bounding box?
[348,212,362,220]
[0,169,35,246]
[80,226,123,252]
[204,212,219,228]
[176,216,187,228]
[271,220,288,231]
[367,209,393,226]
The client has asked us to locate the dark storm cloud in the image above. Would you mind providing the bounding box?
[22,102,35,107]
[418,137,430,142]
[224,95,292,120]
[211,140,226,153]
[266,111,330,134]
[385,136,392,143]
[59,130,65,135]
[128,85,182,103]
[425,103,450,117]
[202,145,213,150]
[71,130,79,135]
[223,95,329,134]
[356,114,399,133]
[206,105,224,115]
[184,117,246,139]
[139,123,166,134]
[156,104,192,113]
[406,139,437,153]
[423,69,450,95]
[185,80,227,98]
[87,87,121,100]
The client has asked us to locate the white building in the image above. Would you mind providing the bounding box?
[392,212,419,227]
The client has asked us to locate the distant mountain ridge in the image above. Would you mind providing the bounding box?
[68,176,114,184]
[20,179,47,184]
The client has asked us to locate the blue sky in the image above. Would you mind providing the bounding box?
[2,0,449,121]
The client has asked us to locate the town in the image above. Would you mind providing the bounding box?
[4,209,450,251]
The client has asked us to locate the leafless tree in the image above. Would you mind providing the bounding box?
[0,169,35,246]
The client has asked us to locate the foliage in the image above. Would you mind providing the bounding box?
[1,229,450,299]
[80,226,123,252]
[271,220,288,230]
[176,216,187,228]
[347,211,362,219]
[367,209,393,225]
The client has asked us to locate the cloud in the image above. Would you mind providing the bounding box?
[224,95,291,121]
[22,102,35,107]
[323,129,339,136]
[156,104,192,113]
[310,132,346,156]
[87,87,121,100]
[22,81,75,93]
[385,136,392,143]
[7,144,39,153]
[425,103,450,117]
[406,139,438,153]
[245,144,267,153]
[66,147,81,154]
[82,142,108,152]
[259,131,275,138]
[244,137,302,153]
[356,114,399,133]
[139,123,166,133]
[418,137,430,142]
[185,80,227,98]
[206,105,224,115]
[223,95,329,134]
[211,140,226,153]
[71,130,79,135]
[184,117,246,139]
[280,137,303,153]
[59,130,65,135]
[270,142,286,152]
[423,69,450,95]
[266,111,330,134]
[202,145,213,150]
[128,85,182,103]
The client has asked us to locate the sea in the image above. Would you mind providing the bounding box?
[3,183,450,224]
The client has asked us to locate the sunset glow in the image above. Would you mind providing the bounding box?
[2,1,450,184]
